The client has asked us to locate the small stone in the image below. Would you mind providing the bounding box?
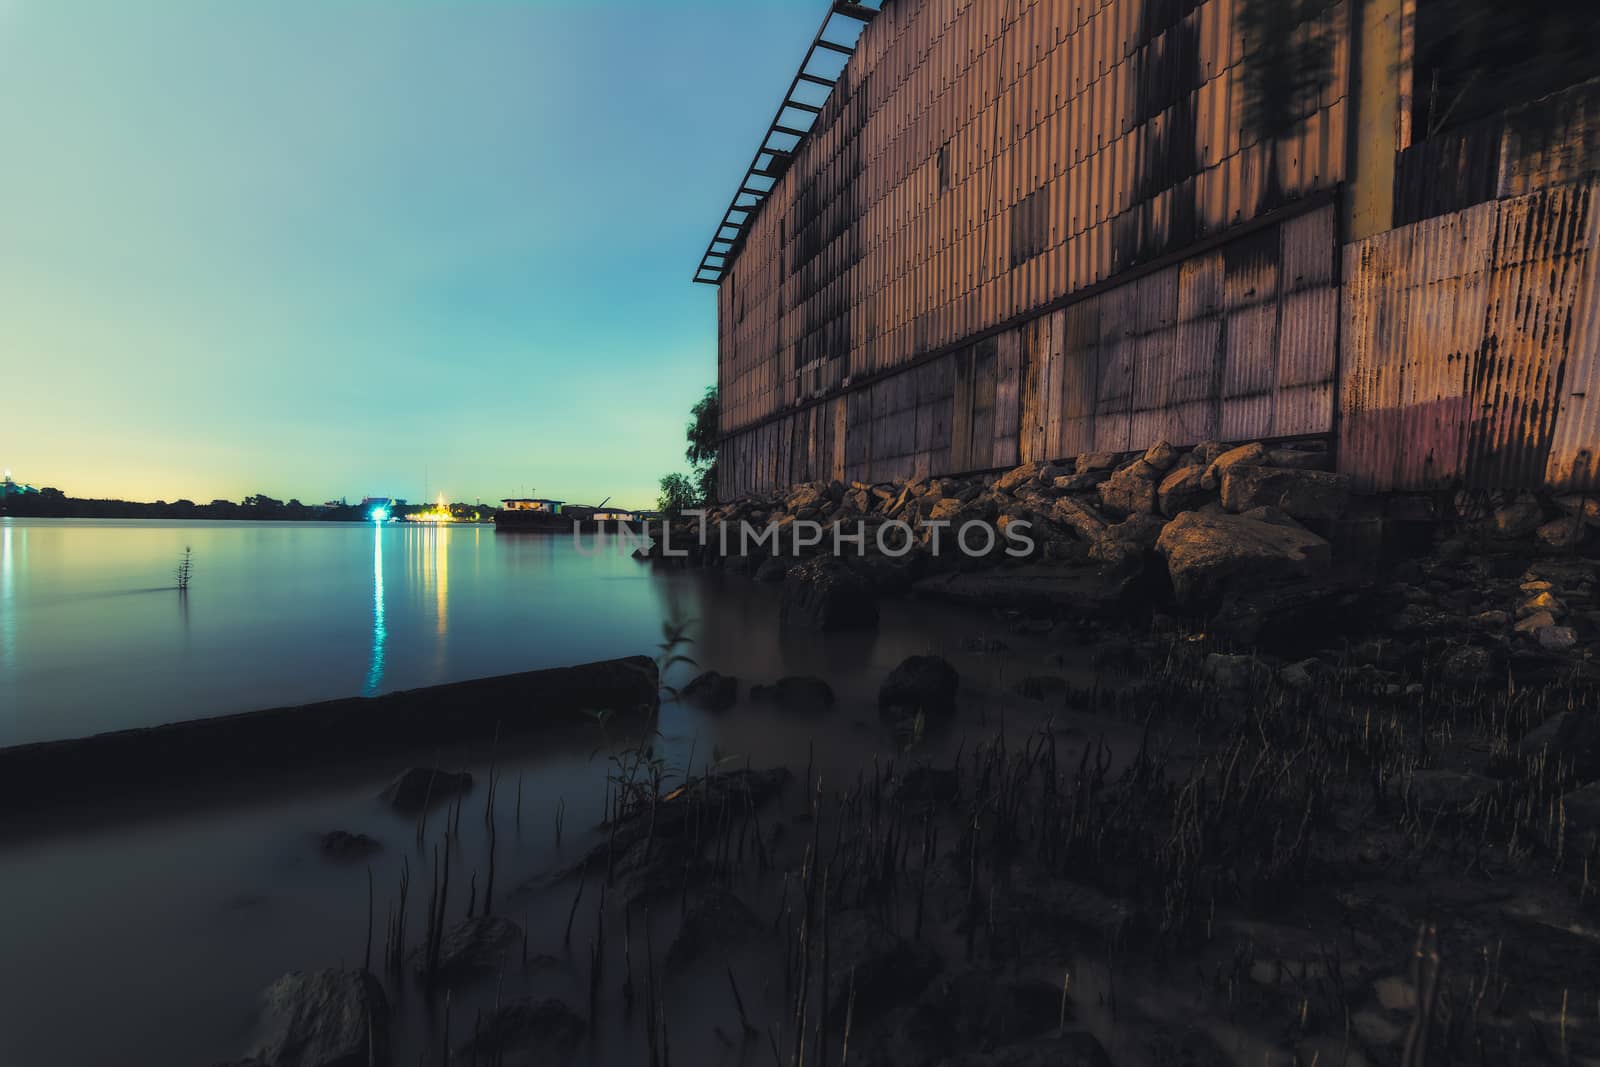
[1157,464,1209,517]
[1075,451,1120,474]
[1470,610,1509,629]
[1515,610,1557,635]
[1051,471,1109,492]
[1537,517,1583,548]
[682,670,738,711]
[994,462,1043,494]
[247,970,388,1067]
[1492,499,1544,538]
[1204,653,1270,689]
[1142,440,1181,471]
[1537,625,1578,652]
[1201,441,1267,490]
[1278,658,1320,691]
[1096,459,1160,516]
[1517,590,1566,619]
[879,655,960,722]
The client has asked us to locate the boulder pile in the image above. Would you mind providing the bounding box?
[640,437,1597,664]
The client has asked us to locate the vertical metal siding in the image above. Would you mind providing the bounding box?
[1340,180,1600,493]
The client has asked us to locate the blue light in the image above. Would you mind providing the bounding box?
[369,507,389,523]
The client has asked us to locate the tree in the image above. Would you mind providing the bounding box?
[657,473,699,516]
[685,385,720,506]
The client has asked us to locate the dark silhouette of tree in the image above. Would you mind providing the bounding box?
[657,473,699,516]
[685,385,720,506]
[1236,0,1336,154]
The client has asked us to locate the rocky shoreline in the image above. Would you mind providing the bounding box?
[202,445,1600,1066]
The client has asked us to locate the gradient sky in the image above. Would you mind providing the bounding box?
[0,0,823,509]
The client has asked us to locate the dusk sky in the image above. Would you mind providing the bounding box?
[0,0,823,509]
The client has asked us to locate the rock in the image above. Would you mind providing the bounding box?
[1155,510,1331,606]
[682,670,738,711]
[750,675,836,714]
[1096,459,1160,516]
[1075,451,1119,474]
[455,999,585,1065]
[1219,466,1351,521]
[247,970,387,1067]
[994,462,1043,494]
[787,483,827,513]
[1049,496,1110,541]
[1278,658,1321,691]
[890,972,1061,1066]
[380,767,472,813]
[1016,674,1069,701]
[1201,441,1267,490]
[1440,645,1496,689]
[1517,590,1566,619]
[929,497,966,523]
[823,910,940,1025]
[1518,711,1600,779]
[1554,495,1600,527]
[1514,610,1557,635]
[780,557,879,631]
[318,831,382,862]
[879,655,960,721]
[1157,464,1209,516]
[1051,471,1109,492]
[1537,517,1583,548]
[665,889,763,971]
[1407,770,1495,814]
[414,916,523,981]
[1204,653,1270,690]
[1471,610,1510,629]
[939,1032,1113,1067]
[1537,625,1578,652]
[1493,499,1546,538]
[1142,440,1181,471]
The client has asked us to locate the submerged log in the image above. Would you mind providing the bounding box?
[0,656,658,807]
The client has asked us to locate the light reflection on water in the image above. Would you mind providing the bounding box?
[364,522,386,696]
[0,519,699,746]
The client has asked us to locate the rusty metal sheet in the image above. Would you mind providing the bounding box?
[1341,180,1599,493]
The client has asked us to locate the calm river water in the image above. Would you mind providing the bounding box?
[1,518,1085,1067]
[0,518,725,746]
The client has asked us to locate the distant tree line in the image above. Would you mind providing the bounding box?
[2,491,424,522]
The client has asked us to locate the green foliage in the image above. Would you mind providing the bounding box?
[686,385,719,506]
[656,472,699,515]
[1236,0,1336,145]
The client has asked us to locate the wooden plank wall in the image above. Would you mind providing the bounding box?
[717,0,1351,497]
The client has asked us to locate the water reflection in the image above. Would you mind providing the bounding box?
[1,524,14,722]
[364,523,386,695]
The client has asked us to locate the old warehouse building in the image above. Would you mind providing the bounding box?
[698,0,1600,501]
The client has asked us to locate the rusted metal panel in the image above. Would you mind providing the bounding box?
[1340,180,1599,493]
[715,0,1353,474]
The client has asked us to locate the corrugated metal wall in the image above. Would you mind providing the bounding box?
[1340,180,1600,492]
[719,0,1350,497]
[723,202,1340,496]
